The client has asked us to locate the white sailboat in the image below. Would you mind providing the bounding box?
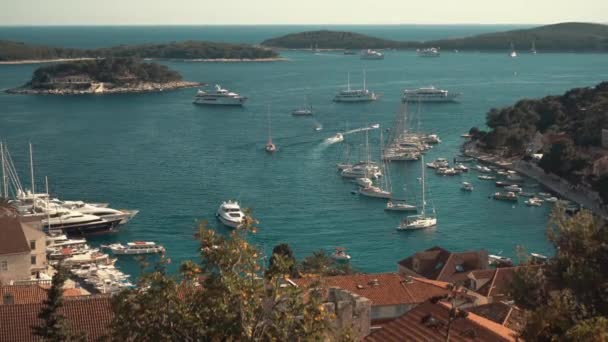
[292,95,313,116]
[265,106,277,153]
[509,42,518,58]
[359,129,391,199]
[530,40,537,54]
[398,155,437,230]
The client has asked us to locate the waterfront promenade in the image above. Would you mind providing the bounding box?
[463,142,608,220]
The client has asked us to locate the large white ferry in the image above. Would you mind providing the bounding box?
[334,71,379,102]
[193,85,247,106]
[402,86,460,103]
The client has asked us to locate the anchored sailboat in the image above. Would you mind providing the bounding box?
[292,95,313,116]
[265,106,277,153]
[359,129,391,199]
[398,155,437,230]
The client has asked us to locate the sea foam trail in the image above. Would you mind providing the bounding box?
[322,123,380,145]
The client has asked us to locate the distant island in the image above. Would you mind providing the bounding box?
[0,40,281,63]
[6,58,201,95]
[261,22,608,52]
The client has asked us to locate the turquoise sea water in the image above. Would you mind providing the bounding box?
[1,26,607,276]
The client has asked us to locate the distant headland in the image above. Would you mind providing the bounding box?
[0,40,282,63]
[261,22,608,52]
[6,58,201,95]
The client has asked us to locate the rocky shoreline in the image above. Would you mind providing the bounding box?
[6,81,202,95]
[0,57,287,65]
[0,58,97,65]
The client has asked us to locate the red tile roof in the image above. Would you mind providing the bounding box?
[0,216,30,256]
[365,301,517,342]
[1,285,89,305]
[0,295,112,341]
[475,267,524,298]
[399,247,489,284]
[467,302,527,334]
[291,273,452,306]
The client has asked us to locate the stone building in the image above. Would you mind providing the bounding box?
[0,216,46,285]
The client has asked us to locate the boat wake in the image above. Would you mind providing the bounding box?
[344,123,380,135]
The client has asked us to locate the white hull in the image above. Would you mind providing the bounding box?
[194,97,247,106]
[385,202,417,212]
[112,248,164,255]
[402,94,459,102]
[358,187,392,199]
[217,214,241,228]
[334,94,378,102]
[398,217,437,230]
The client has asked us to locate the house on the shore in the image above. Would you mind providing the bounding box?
[0,216,47,285]
[397,246,490,286]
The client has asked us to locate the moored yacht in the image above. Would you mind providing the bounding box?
[398,156,437,231]
[385,200,417,212]
[402,86,460,102]
[358,185,392,199]
[193,84,247,106]
[43,209,122,236]
[216,200,245,228]
[334,71,379,102]
[102,241,165,255]
[417,47,440,57]
[360,49,384,60]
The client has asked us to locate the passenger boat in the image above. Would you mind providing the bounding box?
[461,182,474,191]
[334,71,379,102]
[493,192,518,202]
[402,86,460,103]
[398,156,437,230]
[102,241,165,255]
[331,247,351,261]
[360,49,384,60]
[193,85,247,106]
[417,47,440,57]
[216,200,245,228]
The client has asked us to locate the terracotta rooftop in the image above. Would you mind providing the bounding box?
[290,273,452,306]
[365,301,518,342]
[398,246,489,284]
[467,302,527,334]
[1,285,89,305]
[0,216,30,256]
[476,267,521,298]
[0,295,112,341]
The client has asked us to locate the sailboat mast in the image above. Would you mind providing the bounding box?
[363,69,367,91]
[347,72,351,91]
[267,105,272,143]
[1,142,5,198]
[421,155,426,215]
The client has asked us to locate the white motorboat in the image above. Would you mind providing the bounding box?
[493,192,518,202]
[385,200,417,212]
[216,200,245,228]
[356,177,373,188]
[417,47,440,57]
[360,49,384,60]
[398,156,437,231]
[331,247,351,261]
[193,84,247,106]
[478,175,496,180]
[545,196,559,203]
[461,182,474,191]
[525,197,543,206]
[454,164,469,172]
[426,158,449,169]
[337,163,353,171]
[530,253,548,263]
[334,71,379,102]
[50,200,138,225]
[488,254,513,266]
[359,185,392,199]
[402,86,460,103]
[325,133,344,144]
[504,185,523,193]
[63,251,112,267]
[437,167,459,176]
[102,241,165,255]
[341,165,381,179]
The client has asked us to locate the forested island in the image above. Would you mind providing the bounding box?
[468,81,608,203]
[0,40,280,63]
[7,58,200,95]
[262,22,608,52]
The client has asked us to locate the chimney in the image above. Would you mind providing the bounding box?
[3,293,14,305]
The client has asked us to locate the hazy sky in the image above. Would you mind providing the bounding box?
[1,0,606,25]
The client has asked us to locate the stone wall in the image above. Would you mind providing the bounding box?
[324,287,371,339]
